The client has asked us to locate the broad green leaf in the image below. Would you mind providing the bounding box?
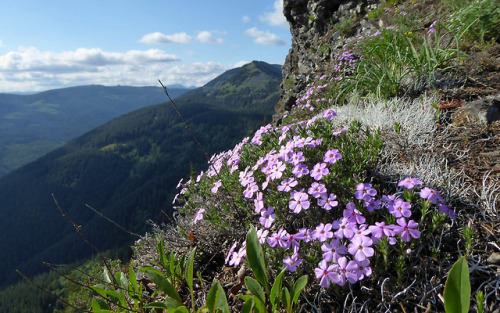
[146,270,182,305]
[205,281,229,313]
[241,297,255,313]
[186,247,197,292]
[246,225,269,294]
[91,298,110,311]
[245,276,266,307]
[292,275,308,306]
[282,287,291,313]
[145,302,169,309]
[166,307,190,313]
[270,268,286,309]
[128,260,139,293]
[444,256,471,313]
[116,272,129,290]
[103,267,112,284]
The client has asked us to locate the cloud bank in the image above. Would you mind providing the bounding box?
[0,47,237,92]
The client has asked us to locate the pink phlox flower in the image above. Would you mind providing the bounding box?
[388,199,412,218]
[180,187,188,195]
[283,253,303,272]
[289,191,310,213]
[332,257,358,286]
[308,182,327,199]
[269,161,286,180]
[287,233,300,252]
[332,217,356,240]
[381,194,397,210]
[239,170,254,187]
[398,177,422,190]
[420,187,444,204]
[267,229,289,248]
[256,228,269,244]
[211,180,222,194]
[262,177,270,190]
[313,223,334,242]
[292,163,309,178]
[308,138,323,148]
[196,171,204,183]
[355,183,377,201]
[225,242,238,264]
[368,222,394,240]
[294,228,313,243]
[253,196,265,214]
[348,236,374,261]
[176,178,184,189]
[394,218,421,242]
[344,202,366,224]
[323,109,338,120]
[193,208,205,225]
[292,136,306,148]
[172,193,179,204]
[311,162,329,181]
[276,229,290,248]
[352,259,372,280]
[318,193,339,210]
[321,239,347,262]
[259,206,276,228]
[315,260,336,288]
[324,149,342,164]
[352,224,371,241]
[333,127,349,136]
[438,204,456,219]
[278,177,298,192]
[364,198,381,212]
[243,182,259,199]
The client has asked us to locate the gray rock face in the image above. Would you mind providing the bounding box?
[276,0,378,120]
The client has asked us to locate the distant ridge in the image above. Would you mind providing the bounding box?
[0,84,191,176]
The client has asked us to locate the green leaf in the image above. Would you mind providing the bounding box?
[128,260,139,293]
[103,267,112,284]
[241,297,255,313]
[270,268,285,309]
[245,276,266,307]
[166,307,190,313]
[145,302,169,309]
[292,275,308,306]
[186,247,197,292]
[282,287,291,313]
[444,256,471,313]
[205,281,229,313]
[158,240,168,268]
[145,269,182,306]
[246,225,269,294]
[91,298,110,311]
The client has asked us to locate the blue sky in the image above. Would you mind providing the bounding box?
[0,0,291,93]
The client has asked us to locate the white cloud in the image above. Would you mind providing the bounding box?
[196,31,225,44]
[259,0,287,27]
[242,16,251,23]
[245,27,286,46]
[234,60,250,68]
[139,32,192,44]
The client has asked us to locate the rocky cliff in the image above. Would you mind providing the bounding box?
[276,0,379,119]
